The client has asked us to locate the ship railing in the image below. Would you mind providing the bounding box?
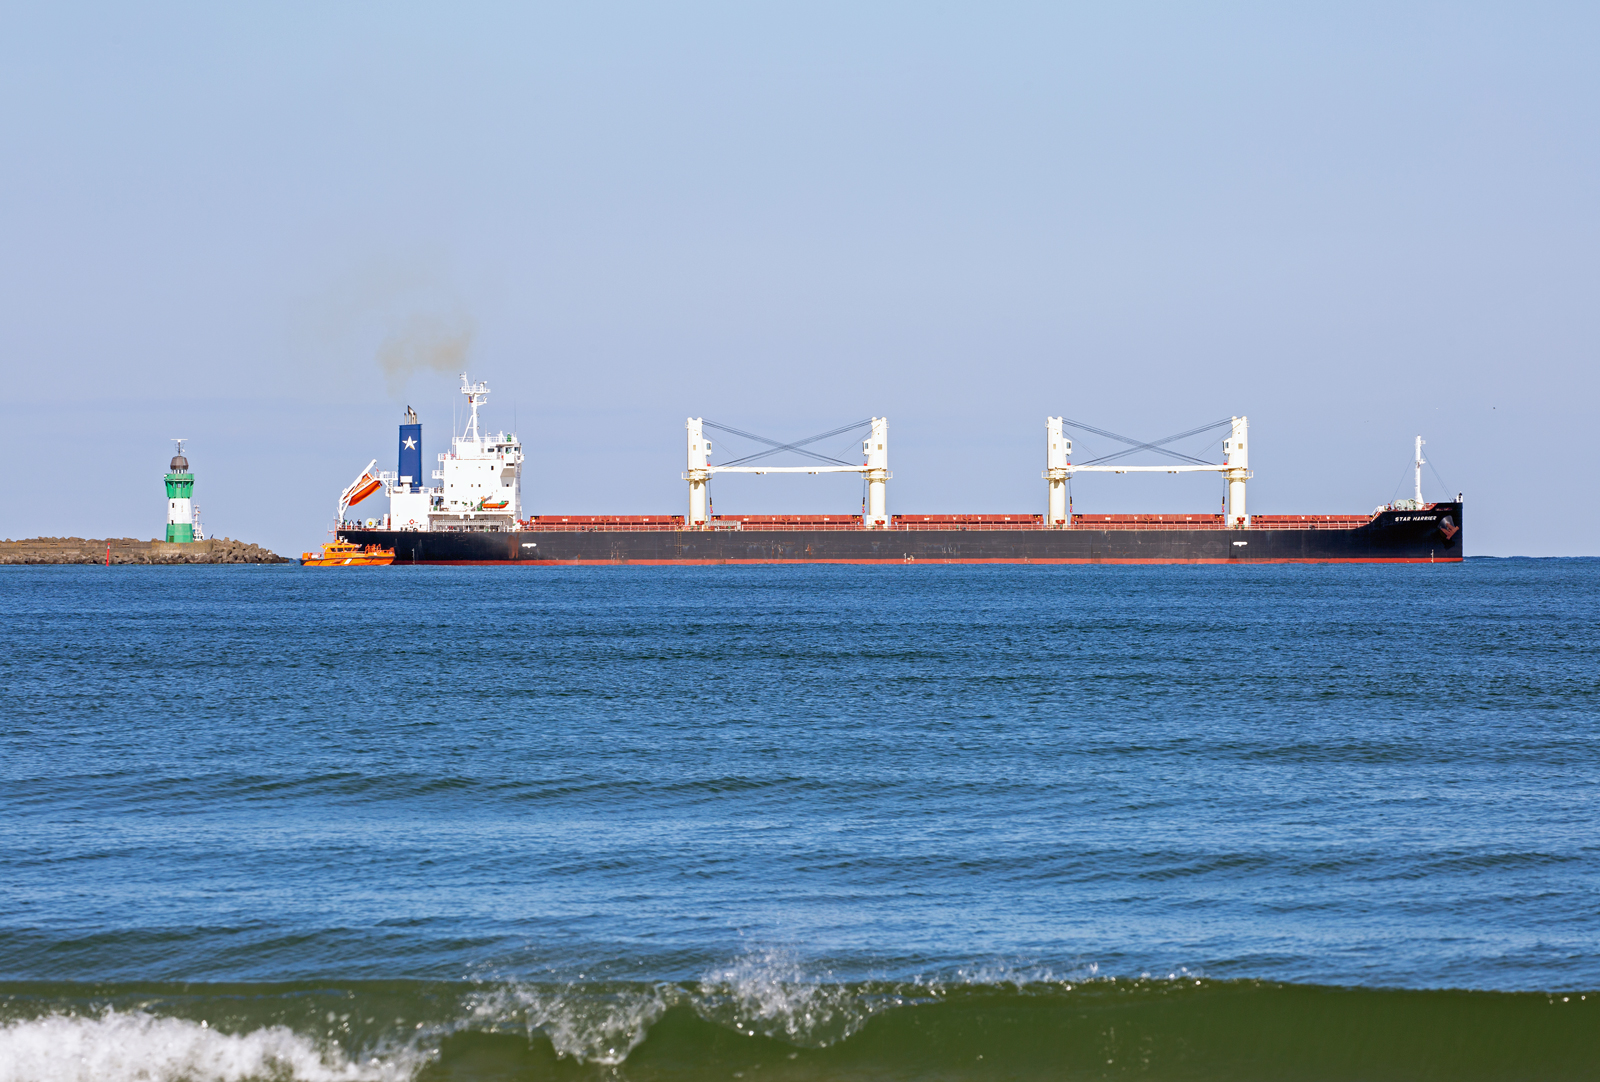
[892,516,1043,530]
[522,523,684,532]
[1247,516,1375,529]
[714,523,863,531]
[520,516,687,532]
[892,515,1379,531]
[1057,516,1375,531]
[504,513,1380,533]
[710,517,864,530]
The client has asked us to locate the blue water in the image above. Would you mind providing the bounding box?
[2,561,1597,1079]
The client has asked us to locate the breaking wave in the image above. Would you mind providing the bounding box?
[0,1009,420,1082]
[1,956,1595,1081]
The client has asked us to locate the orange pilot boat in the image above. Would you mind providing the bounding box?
[300,540,395,566]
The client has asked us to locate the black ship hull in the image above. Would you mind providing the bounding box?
[341,504,1463,564]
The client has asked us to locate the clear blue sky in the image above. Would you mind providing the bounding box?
[2,3,1594,555]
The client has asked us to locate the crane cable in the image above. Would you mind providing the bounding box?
[1060,417,1232,467]
[705,418,874,467]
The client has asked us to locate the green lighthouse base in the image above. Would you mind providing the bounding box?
[164,468,196,544]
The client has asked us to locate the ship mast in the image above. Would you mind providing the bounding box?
[459,373,490,444]
[1414,435,1426,507]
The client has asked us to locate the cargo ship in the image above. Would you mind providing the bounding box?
[332,375,1462,565]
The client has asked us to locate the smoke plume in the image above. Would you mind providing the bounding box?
[376,313,476,398]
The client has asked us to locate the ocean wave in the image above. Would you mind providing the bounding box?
[452,949,897,1064]
[0,965,1594,1081]
[0,1010,422,1082]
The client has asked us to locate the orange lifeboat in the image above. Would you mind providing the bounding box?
[346,476,384,506]
[300,540,396,566]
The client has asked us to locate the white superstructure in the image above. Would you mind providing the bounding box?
[383,374,523,531]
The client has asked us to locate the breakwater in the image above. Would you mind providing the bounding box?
[0,536,290,564]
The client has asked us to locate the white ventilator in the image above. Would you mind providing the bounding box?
[1044,417,1071,527]
[1050,414,1252,527]
[686,416,890,529]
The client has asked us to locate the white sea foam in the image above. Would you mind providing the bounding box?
[459,950,909,1064]
[462,982,672,1066]
[943,961,1071,989]
[0,1011,420,1082]
[694,949,888,1047]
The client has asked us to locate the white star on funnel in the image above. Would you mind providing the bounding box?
[403,437,417,449]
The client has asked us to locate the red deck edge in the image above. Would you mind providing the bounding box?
[408,557,1462,566]
[514,513,1384,532]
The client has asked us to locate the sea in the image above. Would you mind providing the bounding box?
[2,559,1596,1081]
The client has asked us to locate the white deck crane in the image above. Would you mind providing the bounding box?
[1045,417,1071,526]
[685,416,891,529]
[1046,415,1253,527]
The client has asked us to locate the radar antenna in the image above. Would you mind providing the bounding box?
[459,374,491,442]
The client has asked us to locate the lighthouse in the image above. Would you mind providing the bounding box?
[165,439,195,542]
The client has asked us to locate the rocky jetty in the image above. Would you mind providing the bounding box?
[0,537,292,565]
